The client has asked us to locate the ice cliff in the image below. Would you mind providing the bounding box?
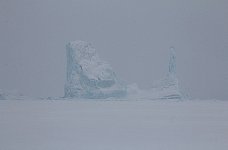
[64,41,127,99]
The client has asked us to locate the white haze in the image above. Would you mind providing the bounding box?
[0,0,227,99]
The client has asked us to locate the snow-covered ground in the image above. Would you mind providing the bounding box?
[0,99,228,150]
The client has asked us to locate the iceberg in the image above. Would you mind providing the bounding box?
[64,42,184,100]
[64,41,127,99]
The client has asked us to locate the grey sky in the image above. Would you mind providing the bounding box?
[0,0,227,99]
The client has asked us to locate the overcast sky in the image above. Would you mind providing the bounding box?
[0,0,227,99]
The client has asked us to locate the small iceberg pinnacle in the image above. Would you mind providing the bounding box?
[167,46,179,89]
[169,46,176,76]
[150,46,182,100]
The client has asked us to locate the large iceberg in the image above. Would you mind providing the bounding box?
[64,41,127,99]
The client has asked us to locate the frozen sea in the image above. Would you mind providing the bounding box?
[0,99,228,150]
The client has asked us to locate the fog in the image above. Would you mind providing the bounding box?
[0,0,227,99]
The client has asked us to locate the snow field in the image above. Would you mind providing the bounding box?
[0,99,228,150]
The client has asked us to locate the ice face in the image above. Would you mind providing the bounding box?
[64,41,127,99]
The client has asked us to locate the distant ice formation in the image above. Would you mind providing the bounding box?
[64,41,127,99]
[0,42,185,100]
[0,89,26,100]
[0,90,5,100]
